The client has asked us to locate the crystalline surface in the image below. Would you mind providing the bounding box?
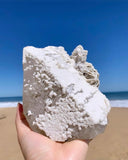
[23,45,111,142]
[71,45,99,87]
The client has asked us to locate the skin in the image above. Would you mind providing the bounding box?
[15,103,90,160]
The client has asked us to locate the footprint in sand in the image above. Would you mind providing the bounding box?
[0,114,6,120]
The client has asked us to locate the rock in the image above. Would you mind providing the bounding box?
[71,45,100,87]
[23,45,111,142]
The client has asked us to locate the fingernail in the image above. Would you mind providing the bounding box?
[18,103,23,113]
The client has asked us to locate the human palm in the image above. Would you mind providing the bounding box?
[15,103,89,160]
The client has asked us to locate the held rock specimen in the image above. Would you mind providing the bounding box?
[23,45,111,142]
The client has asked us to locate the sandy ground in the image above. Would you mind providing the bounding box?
[0,107,128,160]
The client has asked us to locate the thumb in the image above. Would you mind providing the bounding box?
[15,103,31,139]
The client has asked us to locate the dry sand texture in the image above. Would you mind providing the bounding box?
[0,107,128,160]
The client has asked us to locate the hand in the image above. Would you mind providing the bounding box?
[15,103,90,160]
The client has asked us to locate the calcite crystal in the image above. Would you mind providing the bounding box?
[23,45,111,142]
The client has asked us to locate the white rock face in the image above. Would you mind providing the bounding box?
[23,45,111,142]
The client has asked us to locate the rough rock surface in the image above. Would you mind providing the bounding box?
[71,45,99,87]
[23,45,111,142]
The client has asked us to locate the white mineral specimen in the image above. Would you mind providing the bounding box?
[23,45,111,142]
[71,45,99,87]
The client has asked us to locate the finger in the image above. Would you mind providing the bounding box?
[15,103,31,139]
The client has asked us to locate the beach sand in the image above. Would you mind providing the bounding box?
[0,107,128,160]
